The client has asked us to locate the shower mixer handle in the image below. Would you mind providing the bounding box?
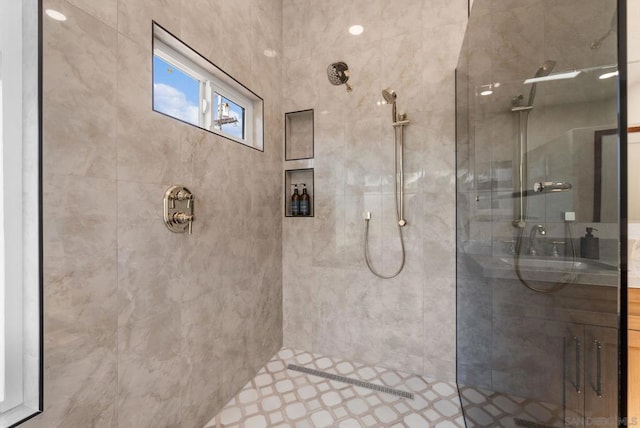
[163,185,196,235]
[172,212,194,235]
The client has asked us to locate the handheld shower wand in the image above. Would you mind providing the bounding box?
[363,88,410,279]
[382,88,397,122]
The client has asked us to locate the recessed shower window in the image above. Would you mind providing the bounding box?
[152,22,263,150]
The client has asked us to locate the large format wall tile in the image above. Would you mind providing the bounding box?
[35,173,118,427]
[43,0,117,180]
[30,0,283,426]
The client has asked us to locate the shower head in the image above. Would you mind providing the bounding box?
[534,60,556,78]
[382,88,397,104]
[327,62,352,92]
[527,60,556,106]
[382,88,397,122]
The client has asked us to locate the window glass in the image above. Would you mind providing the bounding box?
[213,94,245,140]
[152,22,263,150]
[152,55,200,127]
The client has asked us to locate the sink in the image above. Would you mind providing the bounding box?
[499,257,588,270]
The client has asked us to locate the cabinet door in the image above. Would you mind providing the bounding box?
[584,325,618,425]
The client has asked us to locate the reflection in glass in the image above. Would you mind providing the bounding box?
[455,0,622,426]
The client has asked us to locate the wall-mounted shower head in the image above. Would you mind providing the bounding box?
[534,60,556,78]
[327,62,352,92]
[382,88,397,122]
[527,60,556,106]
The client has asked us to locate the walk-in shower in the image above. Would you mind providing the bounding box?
[456,0,624,425]
[363,88,409,279]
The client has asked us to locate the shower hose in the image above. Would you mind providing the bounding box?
[364,123,406,279]
[513,206,578,293]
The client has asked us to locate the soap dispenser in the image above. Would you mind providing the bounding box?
[580,227,599,259]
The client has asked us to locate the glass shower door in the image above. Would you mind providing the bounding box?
[455,0,623,426]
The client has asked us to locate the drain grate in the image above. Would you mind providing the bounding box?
[287,364,414,399]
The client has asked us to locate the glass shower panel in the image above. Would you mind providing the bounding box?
[455,0,622,426]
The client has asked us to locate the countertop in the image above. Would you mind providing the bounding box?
[465,253,619,287]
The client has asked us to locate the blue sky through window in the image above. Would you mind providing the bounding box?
[153,56,200,126]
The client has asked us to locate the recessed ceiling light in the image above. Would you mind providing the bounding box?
[480,90,493,96]
[45,9,67,21]
[599,70,618,80]
[263,49,277,58]
[349,25,364,36]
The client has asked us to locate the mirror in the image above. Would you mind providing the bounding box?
[529,124,618,224]
[593,129,618,223]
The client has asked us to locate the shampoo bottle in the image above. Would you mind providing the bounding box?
[580,227,599,259]
[300,183,310,216]
[291,184,300,216]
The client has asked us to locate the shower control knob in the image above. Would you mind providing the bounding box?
[176,190,194,208]
[163,186,196,235]
[172,212,195,235]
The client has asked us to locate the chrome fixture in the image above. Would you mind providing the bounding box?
[164,185,195,234]
[528,224,547,256]
[552,241,566,257]
[590,11,617,49]
[526,60,555,107]
[533,181,573,193]
[363,88,409,279]
[327,62,352,92]
[382,88,397,122]
[512,59,556,228]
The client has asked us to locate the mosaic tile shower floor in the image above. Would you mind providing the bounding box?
[206,348,465,428]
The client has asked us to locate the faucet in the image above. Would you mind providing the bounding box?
[528,224,547,256]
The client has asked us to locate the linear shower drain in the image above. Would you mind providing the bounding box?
[286,364,414,399]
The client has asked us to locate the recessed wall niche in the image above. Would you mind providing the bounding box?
[285,109,314,161]
[285,168,314,217]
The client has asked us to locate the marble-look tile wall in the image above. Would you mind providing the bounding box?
[26,0,283,426]
[281,0,467,381]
